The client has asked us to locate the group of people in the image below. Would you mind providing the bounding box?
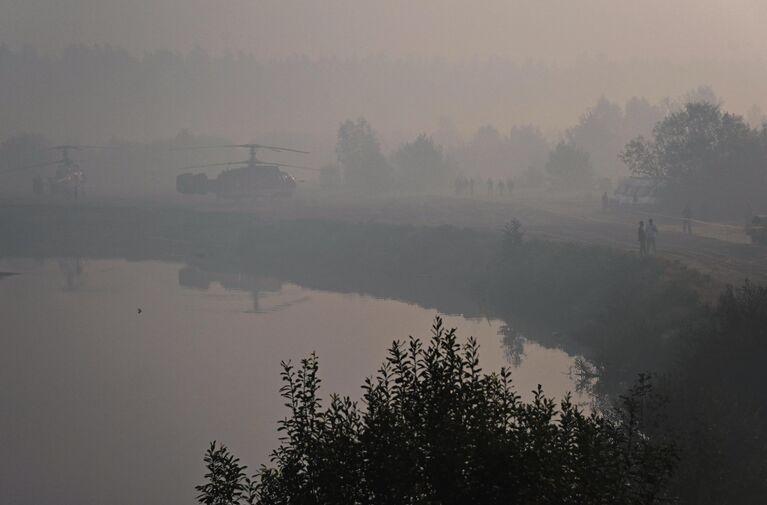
[635,204,699,257]
[454,176,514,199]
[637,218,659,257]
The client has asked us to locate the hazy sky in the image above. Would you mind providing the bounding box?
[4,0,767,62]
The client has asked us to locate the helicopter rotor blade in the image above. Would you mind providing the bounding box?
[172,143,309,154]
[49,144,117,150]
[171,145,234,151]
[178,160,318,171]
[178,161,248,171]
[235,144,309,154]
[254,161,319,171]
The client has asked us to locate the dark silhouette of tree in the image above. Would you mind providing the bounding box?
[196,442,256,505]
[655,282,767,504]
[198,318,675,505]
[392,133,452,192]
[506,124,549,176]
[336,118,392,193]
[546,141,594,189]
[620,102,766,215]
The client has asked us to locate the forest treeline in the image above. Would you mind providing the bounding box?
[3,42,767,151]
[6,48,767,220]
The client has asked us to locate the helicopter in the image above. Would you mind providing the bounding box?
[10,145,108,199]
[175,143,315,199]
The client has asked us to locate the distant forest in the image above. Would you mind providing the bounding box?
[3,43,767,148]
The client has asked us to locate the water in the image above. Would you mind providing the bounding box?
[1,258,581,505]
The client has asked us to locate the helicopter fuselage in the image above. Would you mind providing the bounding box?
[176,164,296,199]
[46,165,85,197]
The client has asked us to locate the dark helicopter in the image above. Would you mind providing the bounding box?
[176,143,314,199]
[9,145,108,199]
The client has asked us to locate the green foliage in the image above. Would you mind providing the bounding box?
[199,318,676,505]
[545,142,595,189]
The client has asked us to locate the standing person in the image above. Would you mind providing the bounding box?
[682,204,693,234]
[638,221,647,257]
[647,218,658,254]
[487,178,493,197]
[498,180,505,198]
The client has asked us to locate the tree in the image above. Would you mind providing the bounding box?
[566,96,662,180]
[507,125,549,175]
[681,85,721,108]
[198,318,676,505]
[392,133,452,192]
[546,141,594,189]
[566,96,623,178]
[456,125,507,180]
[196,442,256,505]
[654,282,767,504]
[619,102,766,215]
[336,118,392,193]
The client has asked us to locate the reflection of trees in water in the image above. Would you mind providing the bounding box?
[499,323,525,367]
[58,257,84,291]
[572,357,600,395]
[177,265,309,314]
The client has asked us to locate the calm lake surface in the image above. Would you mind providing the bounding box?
[1,258,582,505]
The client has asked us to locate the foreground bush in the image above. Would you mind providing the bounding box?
[198,318,675,505]
[656,282,767,504]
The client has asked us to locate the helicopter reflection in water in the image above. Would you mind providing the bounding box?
[178,265,310,313]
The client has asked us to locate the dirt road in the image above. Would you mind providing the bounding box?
[3,191,766,285]
[230,192,767,286]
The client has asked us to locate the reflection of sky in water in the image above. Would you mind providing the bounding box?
[0,259,582,505]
